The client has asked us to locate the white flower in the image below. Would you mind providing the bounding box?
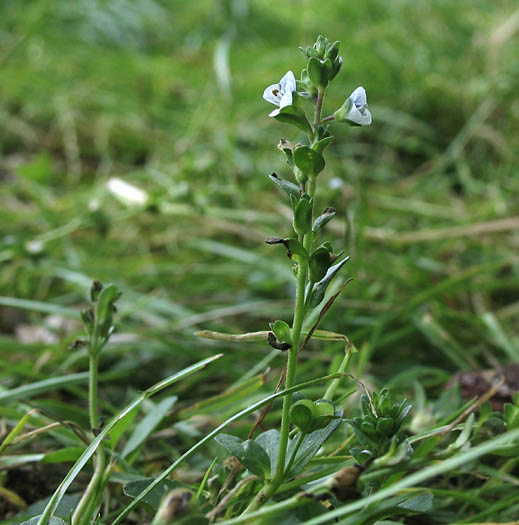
[263,71,297,117]
[334,86,372,126]
[346,87,372,125]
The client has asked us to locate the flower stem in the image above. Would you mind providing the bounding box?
[243,87,326,516]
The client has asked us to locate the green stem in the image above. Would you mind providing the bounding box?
[313,89,324,135]
[284,432,305,477]
[72,351,104,524]
[242,88,324,516]
[71,440,106,524]
[88,352,100,430]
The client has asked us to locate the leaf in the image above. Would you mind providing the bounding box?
[273,105,312,134]
[293,198,313,236]
[0,373,89,404]
[179,375,264,419]
[123,478,182,510]
[121,396,176,460]
[107,406,139,451]
[42,447,85,464]
[194,328,350,343]
[255,429,281,475]
[312,207,336,233]
[21,518,66,525]
[309,247,331,283]
[269,173,300,198]
[293,146,325,178]
[15,495,79,523]
[288,409,343,475]
[310,257,350,307]
[397,491,433,512]
[214,434,270,478]
[313,136,334,154]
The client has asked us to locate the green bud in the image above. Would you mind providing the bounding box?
[311,400,335,430]
[290,399,315,434]
[80,308,95,335]
[271,320,292,345]
[314,35,327,57]
[376,417,395,436]
[94,283,121,342]
[307,57,328,89]
[361,420,377,436]
[324,40,340,61]
[90,280,103,302]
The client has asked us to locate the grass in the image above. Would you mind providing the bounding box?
[0,0,518,523]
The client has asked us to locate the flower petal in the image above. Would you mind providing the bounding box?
[269,107,281,117]
[347,105,372,125]
[350,86,367,108]
[263,83,282,105]
[279,90,293,110]
[279,70,296,93]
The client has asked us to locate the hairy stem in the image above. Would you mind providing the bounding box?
[72,351,104,524]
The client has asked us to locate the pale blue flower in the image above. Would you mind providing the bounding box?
[263,71,297,117]
[334,86,372,126]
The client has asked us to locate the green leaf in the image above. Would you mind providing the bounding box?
[309,247,331,283]
[179,375,264,419]
[312,207,336,232]
[42,447,85,464]
[268,173,300,198]
[313,135,334,154]
[123,478,182,510]
[214,434,271,478]
[107,406,139,451]
[288,409,343,475]
[293,198,313,236]
[273,105,312,134]
[33,399,89,429]
[397,491,433,512]
[21,518,66,525]
[293,146,325,178]
[310,256,350,307]
[0,373,89,404]
[121,396,177,460]
[307,57,328,88]
[255,429,281,476]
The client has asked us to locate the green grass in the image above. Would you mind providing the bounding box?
[0,0,518,523]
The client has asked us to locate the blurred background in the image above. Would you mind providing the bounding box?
[1,0,518,409]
